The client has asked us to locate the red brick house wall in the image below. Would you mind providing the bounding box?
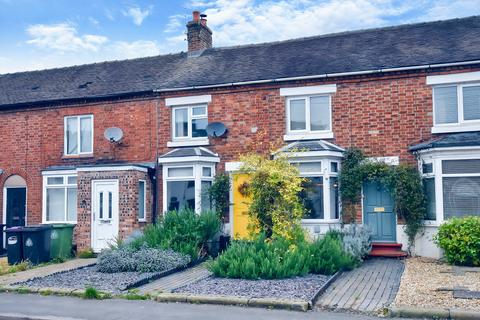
[0,98,157,229]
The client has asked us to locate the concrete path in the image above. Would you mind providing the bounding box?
[0,258,96,286]
[138,263,211,294]
[0,293,414,320]
[317,258,404,313]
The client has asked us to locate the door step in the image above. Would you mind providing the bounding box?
[369,242,408,258]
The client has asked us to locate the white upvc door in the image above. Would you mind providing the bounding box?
[91,180,119,252]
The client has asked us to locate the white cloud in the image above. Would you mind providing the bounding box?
[111,40,160,59]
[26,23,108,52]
[124,6,153,26]
[170,0,480,47]
[165,14,185,33]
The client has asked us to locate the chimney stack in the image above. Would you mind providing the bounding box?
[187,11,212,53]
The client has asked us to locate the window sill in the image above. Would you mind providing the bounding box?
[431,124,480,134]
[138,219,147,223]
[284,132,334,141]
[167,139,209,147]
[62,154,94,159]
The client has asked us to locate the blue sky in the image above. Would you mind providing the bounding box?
[1,0,479,74]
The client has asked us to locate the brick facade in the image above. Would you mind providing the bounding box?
[76,169,153,251]
[1,65,480,249]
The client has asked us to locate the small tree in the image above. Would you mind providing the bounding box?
[239,153,305,240]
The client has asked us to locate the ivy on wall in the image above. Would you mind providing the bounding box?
[339,148,426,251]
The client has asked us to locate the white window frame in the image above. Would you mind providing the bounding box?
[169,105,209,147]
[162,163,215,214]
[417,147,480,225]
[286,95,332,133]
[138,180,146,222]
[64,115,94,156]
[42,173,78,224]
[431,82,480,133]
[292,159,340,223]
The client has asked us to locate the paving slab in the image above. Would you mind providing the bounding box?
[0,258,96,286]
[316,258,404,313]
[138,263,211,294]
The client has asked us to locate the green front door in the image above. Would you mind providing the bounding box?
[363,181,396,242]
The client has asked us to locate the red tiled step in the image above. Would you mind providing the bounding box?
[371,242,403,249]
[369,249,408,258]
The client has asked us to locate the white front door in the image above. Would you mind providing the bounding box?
[91,180,119,252]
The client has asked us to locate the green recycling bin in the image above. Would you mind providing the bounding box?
[50,224,75,259]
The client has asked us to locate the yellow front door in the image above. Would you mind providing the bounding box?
[232,173,251,239]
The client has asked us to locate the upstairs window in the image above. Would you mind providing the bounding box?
[172,105,208,141]
[64,115,93,155]
[431,83,480,132]
[287,96,331,133]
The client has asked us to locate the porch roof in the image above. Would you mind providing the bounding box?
[276,140,345,154]
[158,147,220,163]
[409,132,480,152]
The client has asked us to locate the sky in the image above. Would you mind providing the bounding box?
[1,0,480,74]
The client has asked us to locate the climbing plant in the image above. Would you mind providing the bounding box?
[339,148,426,250]
[239,153,305,240]
[208,173,231,221]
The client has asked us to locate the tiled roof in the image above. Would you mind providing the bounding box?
[277,140,345,153]
[1,16,480,108]
[158,147,218,159]
[409,132,480,151]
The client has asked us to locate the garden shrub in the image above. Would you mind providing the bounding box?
[340,225,372,263]
[209,232,356,279]
[130,209,221,260]
[209,234,310,279]
[97,246,190,273]
[309,232,357,275]
[435,216,480,266]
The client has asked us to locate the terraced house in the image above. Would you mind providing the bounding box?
[1,13,480,258]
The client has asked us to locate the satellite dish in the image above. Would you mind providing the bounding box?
[104,127,123,143]
[206,122,227,137]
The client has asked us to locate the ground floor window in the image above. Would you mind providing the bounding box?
[420,156,480,223]
[43,174,77,223]
[163,163,214,213]
[293,160,340,221]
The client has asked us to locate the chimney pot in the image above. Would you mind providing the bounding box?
[186,11,212,53]
[192,11,200,22]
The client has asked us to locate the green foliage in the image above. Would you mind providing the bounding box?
[239,153,305,240]
[209,234,310,279]
[0,261,31,276]
[97,246,190,273]
[435,216,480,266]
[339,148,426,250]
[340,225,372,263]
[209,232,356,279]
[77,248,95,259]
[84,287,100,299]
[309,233,357,275]
[130,208,221,260]
[208,173,231,219]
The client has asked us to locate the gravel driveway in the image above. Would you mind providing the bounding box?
[394,257,480,311]
[173,274,330,301]
[16,266,160,294]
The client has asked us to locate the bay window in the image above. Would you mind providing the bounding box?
[64,115,93,155]
[43,174,77,223]
[419,153,480,223]
[163,163,214,213]
[294,160,340,221]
